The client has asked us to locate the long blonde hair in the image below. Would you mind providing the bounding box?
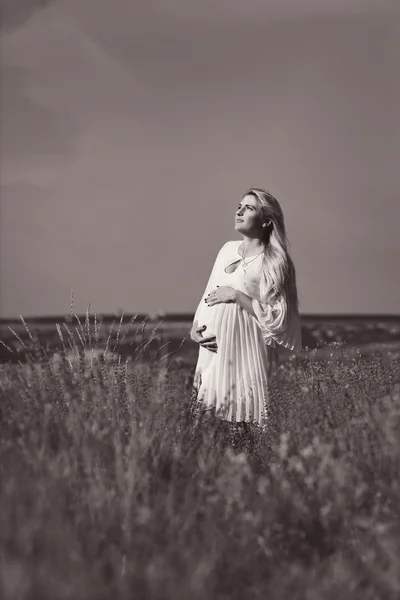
[243,187,299,316]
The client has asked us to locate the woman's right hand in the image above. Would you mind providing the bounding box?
[190,322,218,353]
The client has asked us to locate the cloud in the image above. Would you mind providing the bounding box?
[146,0,399,25]
[1,0,398,316]
[0,0,58,31]
[0,64,78,164]
[0,6,145,183]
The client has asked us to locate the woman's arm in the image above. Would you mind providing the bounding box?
[236,289,301,352]
[206,285,301,352]
[231,290,287,339]
[252,295,302,352]
[234,290,257,318]
[205,287,257,318]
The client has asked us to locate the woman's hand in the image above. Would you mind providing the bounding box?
[205,286,237,307]
[190,322,218,353]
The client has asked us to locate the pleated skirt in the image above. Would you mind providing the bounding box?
[193,302,278,425]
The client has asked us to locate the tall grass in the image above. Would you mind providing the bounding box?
[0,307,400,599]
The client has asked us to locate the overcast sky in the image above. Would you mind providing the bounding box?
[1,0,399,318]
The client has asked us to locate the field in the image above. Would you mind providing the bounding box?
[1,312,400,599]
[1,312,400,367]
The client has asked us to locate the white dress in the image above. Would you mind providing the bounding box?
[192,240,302,425]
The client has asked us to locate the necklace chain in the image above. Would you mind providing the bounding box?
[240,244,264,274]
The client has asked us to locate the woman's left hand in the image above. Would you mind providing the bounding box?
[205,286,237,306]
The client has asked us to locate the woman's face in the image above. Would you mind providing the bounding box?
[235,194,263,234]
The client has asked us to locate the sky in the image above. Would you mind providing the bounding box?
[0,0,399,318]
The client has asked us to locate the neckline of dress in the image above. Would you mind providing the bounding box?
[236,241,264,260]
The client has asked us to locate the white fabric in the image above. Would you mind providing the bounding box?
[192,240,302,424]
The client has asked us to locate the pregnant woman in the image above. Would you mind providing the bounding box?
[190,187,301,427]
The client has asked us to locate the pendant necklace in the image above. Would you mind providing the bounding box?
[240,246,264,275]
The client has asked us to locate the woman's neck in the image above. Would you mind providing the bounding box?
[240,236,265,256]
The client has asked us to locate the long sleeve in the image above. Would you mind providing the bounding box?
[193,242,230,325]
[251,294,302,352]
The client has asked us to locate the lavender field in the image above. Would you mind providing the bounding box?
[1,313,400,367]
[0,312,399,599]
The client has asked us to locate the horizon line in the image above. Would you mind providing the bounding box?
[1,311,400,325]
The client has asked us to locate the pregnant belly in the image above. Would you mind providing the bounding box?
[198,302,241,342]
